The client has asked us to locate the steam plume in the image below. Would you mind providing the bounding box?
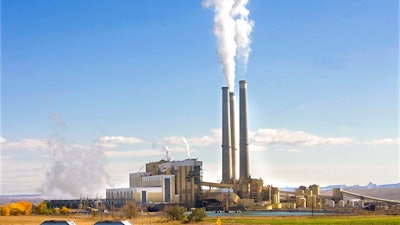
[181,136,191,159]
[203,0,254,90]
[164,146,173,161]
[40,134,109,198]
[232,0,254,68]
[153,140,174,161]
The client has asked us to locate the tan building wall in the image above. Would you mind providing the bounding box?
[175,164,202,207]
[142,175,164,187]
[148,192,163,202]
[155,159,202,208]
[129,172,147,188]
[107,159,203,208]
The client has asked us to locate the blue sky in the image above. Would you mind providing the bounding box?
[1,0,399,197]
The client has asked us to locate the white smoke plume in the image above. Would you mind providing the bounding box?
[181,136,191,159]
[203,0,254,90]
[164,146,173,161]
[152,140,174,161]
[39,134,109,198]
[153,136,193,160]
[232,0,254,67]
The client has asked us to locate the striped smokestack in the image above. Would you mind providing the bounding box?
[239,80,250,181]
[229,92,237,182]
[221,87,232,183]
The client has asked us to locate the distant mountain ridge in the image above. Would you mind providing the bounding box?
[280,182,400,192]
[0,194,44,205]
[323,182,400,190]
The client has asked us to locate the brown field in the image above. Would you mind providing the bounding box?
[0,214,163,225]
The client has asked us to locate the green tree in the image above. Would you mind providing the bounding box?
[188,208,207,222]
[166,205,187,221]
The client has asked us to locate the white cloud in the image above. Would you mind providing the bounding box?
[71,144,91,150]
[95,136,143,148]
[249,144,267,152]
[251,128,355,146]
[159,127,360,151]
[104,149,163,158]
[161,136,185,145]
[0,138,49,151]
[364,138,400,146]
[187,129,221,146]
[274,148,302,153]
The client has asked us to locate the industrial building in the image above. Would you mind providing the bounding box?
[106,159,202,208]
[105,80,325,210]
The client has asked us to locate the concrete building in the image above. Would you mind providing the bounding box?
[106,159,202,208]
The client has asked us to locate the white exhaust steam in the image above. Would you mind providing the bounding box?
[40,134,109,198]
[203,0,254,90]
[164,146,173,161]
[181,136,191,159]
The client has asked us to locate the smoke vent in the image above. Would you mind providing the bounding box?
[229,91,237,182]
[239,80,250,181]
[221,87,232,183]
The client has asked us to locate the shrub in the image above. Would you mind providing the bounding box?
[60,206,71,215]
[11,203,25,215]
[0,201,32,216]
[52,208,60,215]
[18,201,32,215]
[166,205,187,221]
[188,208,207,222]
[0,205,11,216]
[35,201,51,215]
[122,201,137,218]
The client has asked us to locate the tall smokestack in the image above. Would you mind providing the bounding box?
[222,87,232,183]
[239,80,250,181]
[229,92,237,182]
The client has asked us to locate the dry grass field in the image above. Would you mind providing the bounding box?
[1,214,400,225]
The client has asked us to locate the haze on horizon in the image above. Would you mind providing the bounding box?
[1,0,399,197]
